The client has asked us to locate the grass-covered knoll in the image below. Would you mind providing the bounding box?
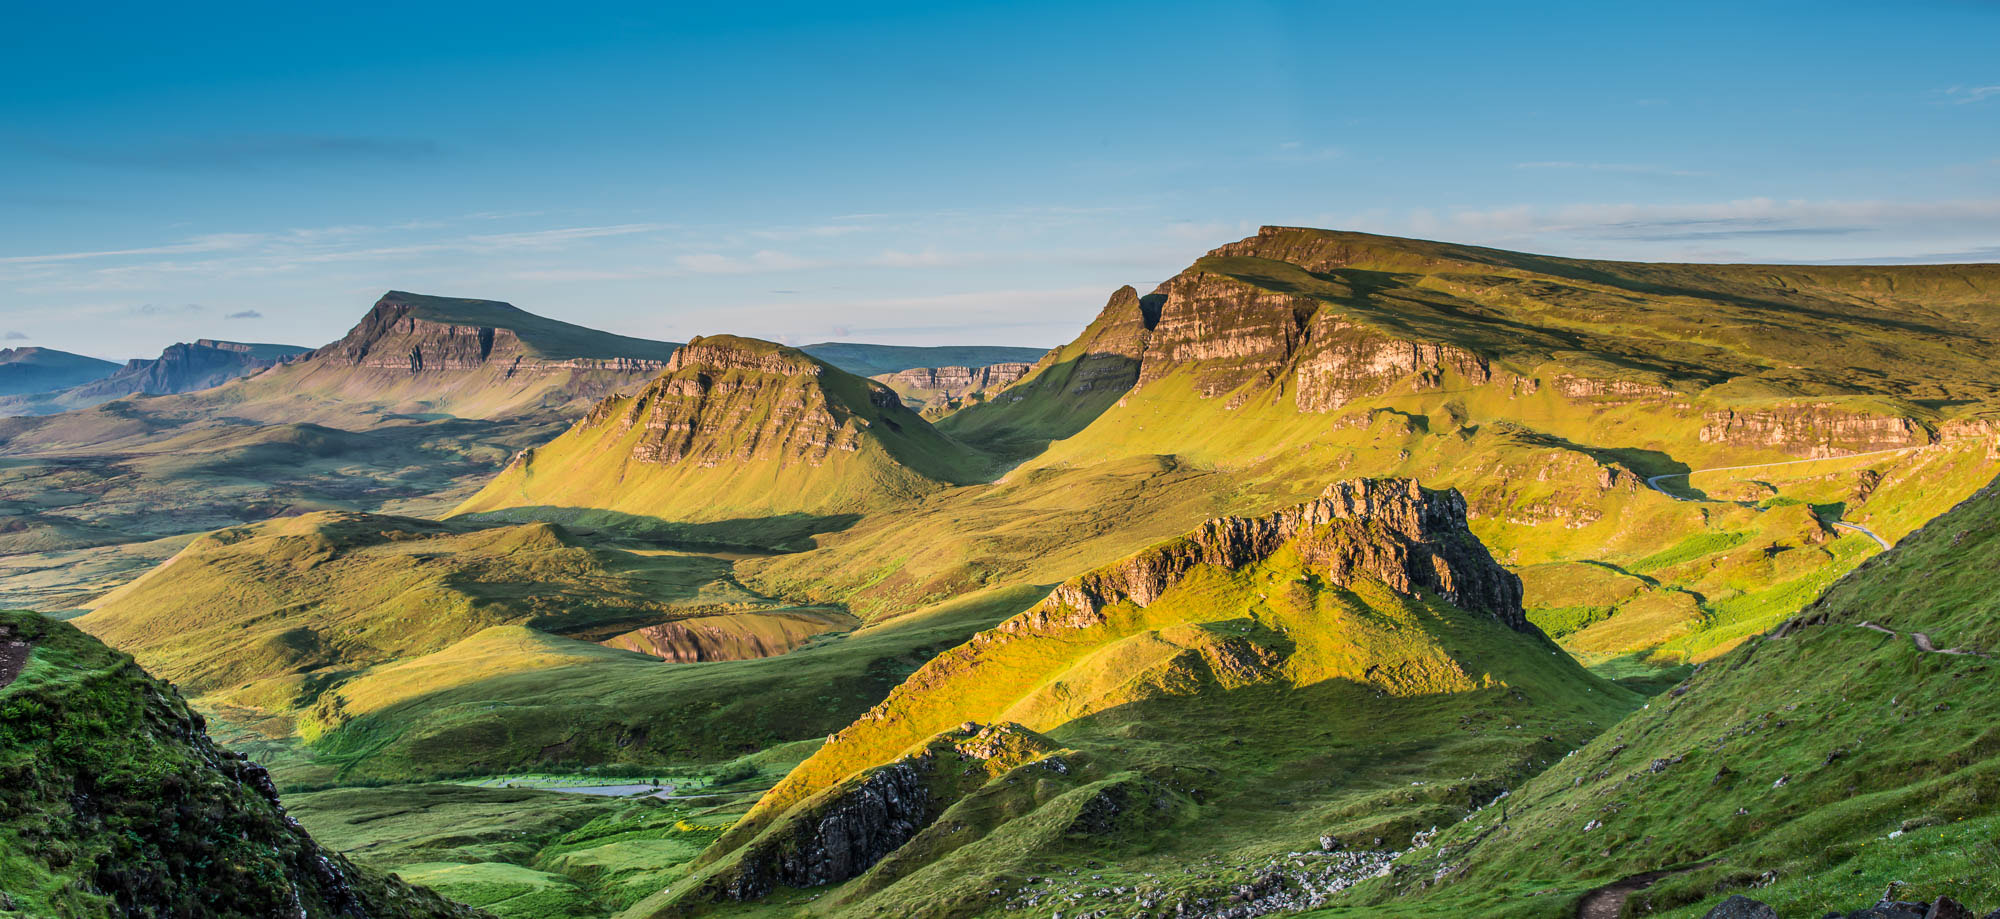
[74,511,777,706]
[455,335,986,527]
[1339,476,2000,919]
[653,483,1638,918]
[796,342,1048,378]
[0,610,481,918]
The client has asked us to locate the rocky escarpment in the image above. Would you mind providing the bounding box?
[1699,403,1936,458]
[0,611,482,918]
[315,291,672,375]
[875,362,1032,398]
[691,722,1074,904]
[63,338,309,399]
[1020,477,1528,632]
[610,336,906,467]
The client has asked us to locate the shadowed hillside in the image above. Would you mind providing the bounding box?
[0,610,484,918]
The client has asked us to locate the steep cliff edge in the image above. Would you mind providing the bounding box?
[0,610,483,918]
[642,478,1631,918]
[454,335,984,530]
[870,361,1033,417]
[952,226,2000,463]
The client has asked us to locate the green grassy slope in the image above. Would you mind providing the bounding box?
[1343,476,2000,919]
[72,512,780,711]
[797,343,1049,378]
[0,610,482,918]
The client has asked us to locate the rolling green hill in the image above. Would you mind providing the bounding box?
[71,512,797,719]
[0,610,482,918]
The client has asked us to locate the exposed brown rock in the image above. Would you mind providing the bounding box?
[319,293,669,376]
[1699,404,1935,458]
[876,362,1032,396]
[620,337,882,467]
[1005,478,1529,636]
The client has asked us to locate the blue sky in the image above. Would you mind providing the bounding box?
[3,0,1997,358]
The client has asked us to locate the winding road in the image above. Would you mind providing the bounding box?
[1641,447,1921,551]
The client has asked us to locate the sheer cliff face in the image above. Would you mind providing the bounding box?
[877,362,1033,396]
[973,226,2000,460]
[1699,404,1935,457]
[65,339,306,399]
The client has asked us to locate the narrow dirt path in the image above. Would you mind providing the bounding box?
[0,624,30,690]
[1855,620,1990,658]
[1643,448,1920,550]
[1577,862,1715,919]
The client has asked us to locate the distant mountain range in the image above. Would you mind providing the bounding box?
[0,346,121,396]
[0,338,310,416]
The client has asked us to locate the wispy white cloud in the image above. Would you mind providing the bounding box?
[1942,84,2000,104]
[0,233,263,265]
[467,223,672,247]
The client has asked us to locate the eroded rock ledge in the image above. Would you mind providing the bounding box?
[1017,477,1528,636]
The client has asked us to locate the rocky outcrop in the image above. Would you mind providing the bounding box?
[1292,315,1491,412]
[1699,404,1935,458]
[703,723,1068,902]
[618,337,889,467]
[877,362,1032,396]
[1552,374,1680,406]
[1012,478,1528,634]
